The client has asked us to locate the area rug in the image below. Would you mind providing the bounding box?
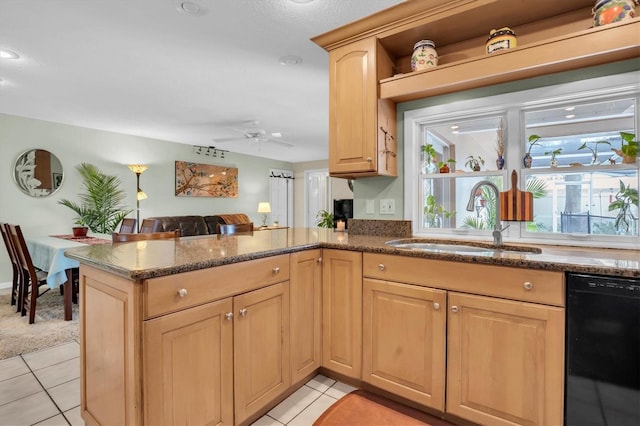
[0,290,79,360]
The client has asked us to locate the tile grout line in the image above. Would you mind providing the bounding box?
[20,353,73,426]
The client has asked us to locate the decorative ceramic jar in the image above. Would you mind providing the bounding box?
[411,40,438,71]
[523,153,533,168]
[496,156,505,170]
[486,27,517,54]
[593,0,637,26]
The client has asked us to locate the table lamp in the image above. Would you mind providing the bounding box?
[257,202,271,228]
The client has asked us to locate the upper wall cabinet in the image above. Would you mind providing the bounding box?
[313,0,639,175]
[325,37,397,178]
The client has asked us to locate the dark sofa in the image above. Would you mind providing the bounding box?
[148,214,252,236]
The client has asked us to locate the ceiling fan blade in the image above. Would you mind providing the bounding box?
[212,136,246,143]
[265,137,294,148]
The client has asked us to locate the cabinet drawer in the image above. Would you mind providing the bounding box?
[144,254,290,319]
[364,253,564,307]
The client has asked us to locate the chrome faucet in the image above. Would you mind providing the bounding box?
[466,180,509,246]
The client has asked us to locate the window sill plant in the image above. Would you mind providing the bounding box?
[465,155,484,172]
[544,148,563,168]
[523,134,541,168]
[608,179,638,234]
[611,131,638,164]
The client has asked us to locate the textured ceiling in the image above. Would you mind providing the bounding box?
[0,0,405,162]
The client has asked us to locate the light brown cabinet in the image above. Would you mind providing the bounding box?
[144,298,234,426]
[321,249,363,378]
[362,253,565,425]
[326,37,397,178]
[290,250,322,385]
[313,0,639,175]
[362,278,446,410]
[234,282,290,424]
[446,292,564,425]
[80,255,291,426]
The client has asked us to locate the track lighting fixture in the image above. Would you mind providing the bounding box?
[193,145,228,158]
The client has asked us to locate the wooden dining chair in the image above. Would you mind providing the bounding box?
[217,222,254,235]
[0,223,23,312]
[139,218,160,233]
[8,224,50,324]
[119,218,137,233]
[112,229,180,243]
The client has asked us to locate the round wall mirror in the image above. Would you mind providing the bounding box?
[13,149,64,197]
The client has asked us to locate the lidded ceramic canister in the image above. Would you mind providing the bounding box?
[486,27,517,54]
[592,0,637,26]
[411,40,438,71]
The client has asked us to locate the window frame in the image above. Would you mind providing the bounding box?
[403,71,640,249]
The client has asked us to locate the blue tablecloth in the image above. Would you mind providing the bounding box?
[25,236,86,288]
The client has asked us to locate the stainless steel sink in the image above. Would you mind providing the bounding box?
[388,242,493,253]
[385,240,541,254]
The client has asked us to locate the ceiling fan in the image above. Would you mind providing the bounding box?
[212,120,294,148]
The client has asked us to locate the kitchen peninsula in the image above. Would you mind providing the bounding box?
[66,227,639,426]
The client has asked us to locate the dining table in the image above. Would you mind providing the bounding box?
[25,234,110,320]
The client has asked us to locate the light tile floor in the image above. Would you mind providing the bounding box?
[0,340,356,426]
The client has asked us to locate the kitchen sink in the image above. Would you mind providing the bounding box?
[385,240,541,254]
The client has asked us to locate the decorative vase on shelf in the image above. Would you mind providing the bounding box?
[550,159,558,168]
[593,0,636,27]
[496,156,505,170]
[523,153,533,168]
[422,160,437,174]
[411,40,438,71]
[439,163,450,173]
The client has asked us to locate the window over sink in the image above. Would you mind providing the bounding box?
[404,71,639,248]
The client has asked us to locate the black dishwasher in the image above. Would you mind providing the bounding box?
[565,273,640,426]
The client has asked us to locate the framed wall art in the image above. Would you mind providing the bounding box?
[175,161,238,198]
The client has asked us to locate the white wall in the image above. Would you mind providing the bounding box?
[0,114,292,282]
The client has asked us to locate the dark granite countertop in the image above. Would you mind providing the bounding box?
[64,228,640,280]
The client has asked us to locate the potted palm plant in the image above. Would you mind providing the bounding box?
[58,163,133,235]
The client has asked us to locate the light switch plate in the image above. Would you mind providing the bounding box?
[365,199,375,214]
[380,199,395,214]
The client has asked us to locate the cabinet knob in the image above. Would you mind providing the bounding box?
[451,305,459,313]
[273,267,280,274]
[239,308,247,317]
[317,257,322,263]
[225,312,234,321]
[433,302,440,310]
[378,263,385,271]
[367,157,373,162]
[177,288,188,298]
[523,281,533,290]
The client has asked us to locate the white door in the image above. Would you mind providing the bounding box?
[269,169,294,227]
[305,169,330,227]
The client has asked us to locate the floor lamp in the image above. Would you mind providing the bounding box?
[128,164,148,232]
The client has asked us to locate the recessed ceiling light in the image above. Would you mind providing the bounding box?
[565,114,576,119]
[290,0,315,3]
[451,125,459,130]
[174,0,206,16]
[279,55,303,66]
[0,49,20,60]
[565,106,575,111]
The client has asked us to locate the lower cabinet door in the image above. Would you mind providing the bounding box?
[446,292,565,426]
[290,250,322,384]
[143,298,234,426]
[234,281,291,424]
[362,278,446,410]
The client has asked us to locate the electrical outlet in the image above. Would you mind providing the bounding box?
[380,199,395,214]
[366,199,375,214]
